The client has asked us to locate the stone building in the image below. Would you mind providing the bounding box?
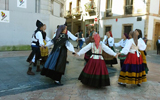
[0,0,65,50]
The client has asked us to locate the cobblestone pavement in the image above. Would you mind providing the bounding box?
[0,42,160,100]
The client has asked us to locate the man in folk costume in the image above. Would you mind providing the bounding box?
[156,36,160,55]
[27,20,44,75]
[64,22,78,63]
[102,31,118,67]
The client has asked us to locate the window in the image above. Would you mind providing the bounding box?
[106,0,112,17]
[124,25,132,35]
[0,0,9,10]
[105,26,111,35]
[125,0,133,14]
[69,2,72,14]
[35,0,40,13]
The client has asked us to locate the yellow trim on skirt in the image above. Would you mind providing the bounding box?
[139,50,147,64]
[118,71,147,84]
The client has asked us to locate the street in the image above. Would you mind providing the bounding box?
[0,41,160,100]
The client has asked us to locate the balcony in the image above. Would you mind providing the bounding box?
[106,8,112,17]
[125,5,133,15]
[84,2,96,12]
[65,10,72,17]
[72,6,82,16]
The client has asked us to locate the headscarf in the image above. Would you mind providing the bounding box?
[124,33,129,39]
[109,31,113,37]
[94,34,100,49]
[55,25,66,39]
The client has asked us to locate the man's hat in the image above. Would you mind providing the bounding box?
[36,20,44,28]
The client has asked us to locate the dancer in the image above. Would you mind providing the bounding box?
[77,34,118,87]
[82,32,96,62]
[53,25,59,38]
[40,24,51,65]
[26,20,44,75]
[64,22,78,64]
[118,31,147,87]
[78,30,84,49]
[102,32,108,43]
[102,31,118,67]
[114,33,129,68]
[135,29,149,74]
[41,25,75,85]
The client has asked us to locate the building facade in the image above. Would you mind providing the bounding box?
[64,0,100,37]
[99,0,160,50]
[0,0,65,50]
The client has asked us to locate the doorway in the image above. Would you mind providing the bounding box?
[154,23,160,49]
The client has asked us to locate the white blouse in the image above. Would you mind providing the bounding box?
[120,38,146,57]
[104,37,114,47]
[45,40,75,53]
[114,39,128,48]
[31,31,44,46]
[77,42,117,60]
[67,31,78,41]
[102,35,108,43]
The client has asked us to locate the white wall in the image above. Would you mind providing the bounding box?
[9,0,36,13]
[53,1,61,17]
[147,16,160,40]
[49,15,66,38]
[150,0,159,14]
[100,0,146,18]
[99,16,146,38]
[0,0,65,46]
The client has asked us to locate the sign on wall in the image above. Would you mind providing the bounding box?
[0,10,10,23]
[17,0,27,8]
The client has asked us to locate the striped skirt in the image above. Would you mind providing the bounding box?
[118,52,147,84]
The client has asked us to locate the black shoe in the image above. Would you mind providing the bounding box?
[118,83,126,87]
[54,81,63,85]
[137,84,141,87]
[66,61,69,64]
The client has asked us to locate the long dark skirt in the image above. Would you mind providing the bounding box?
[41,45,67,81]
[102,47,118,65]
[79,58,110,87]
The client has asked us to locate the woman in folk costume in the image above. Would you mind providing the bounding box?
[135,29,149,74]
[41,25,75,85]
[114,33,129,68]
[77,34,118,87]
[102,32,108,43]
[26,20,45,75]
[102,31,118,67]
[40,24,51,65]
[118,31,147,87]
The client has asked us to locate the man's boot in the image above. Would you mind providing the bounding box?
[36,60,41,72]
[27,67,35,75]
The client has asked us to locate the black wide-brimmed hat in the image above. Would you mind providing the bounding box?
[36,20,44,28]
